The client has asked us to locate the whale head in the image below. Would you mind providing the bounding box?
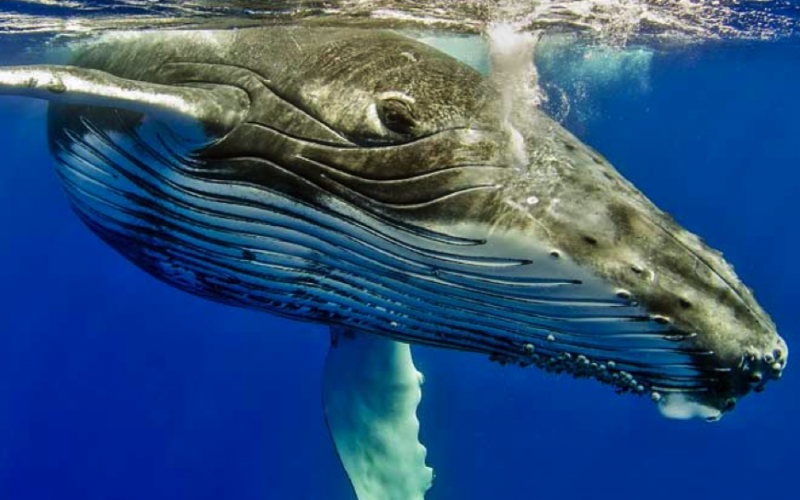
[22,27,784,420]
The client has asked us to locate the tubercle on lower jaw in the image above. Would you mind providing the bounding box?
[489,342,657,400]
[739,343,788,392]
[486,336,787,420]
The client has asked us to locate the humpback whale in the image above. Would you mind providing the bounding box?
[0,27,788,499]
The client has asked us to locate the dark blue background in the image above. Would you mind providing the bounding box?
[0,36,797,500]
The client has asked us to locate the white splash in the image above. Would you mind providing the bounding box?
[488,23,542,110]
[488,23,542,169]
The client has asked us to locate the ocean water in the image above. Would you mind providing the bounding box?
[0,2,798,500]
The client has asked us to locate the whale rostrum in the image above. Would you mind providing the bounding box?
[0,27,787,499]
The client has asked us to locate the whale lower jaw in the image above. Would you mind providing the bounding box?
[49,106,720,407]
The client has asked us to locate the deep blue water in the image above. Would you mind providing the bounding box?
[0,32,798,500]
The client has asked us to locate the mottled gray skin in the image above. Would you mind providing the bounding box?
[502,112,787,410]
[35,27,786,414]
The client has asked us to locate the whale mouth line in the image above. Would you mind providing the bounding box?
[293,154,501,210]
[342,125,499,149]
[295,154,508,183]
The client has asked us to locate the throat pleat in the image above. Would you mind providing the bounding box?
[50,110,714,393]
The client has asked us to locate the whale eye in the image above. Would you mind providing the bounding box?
[378,98,417,136]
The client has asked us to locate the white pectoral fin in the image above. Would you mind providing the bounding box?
[323,327,433,500]
[0,65,248,144]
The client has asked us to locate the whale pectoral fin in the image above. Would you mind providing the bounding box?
[0,65,249,144]
[323,327,433,500]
